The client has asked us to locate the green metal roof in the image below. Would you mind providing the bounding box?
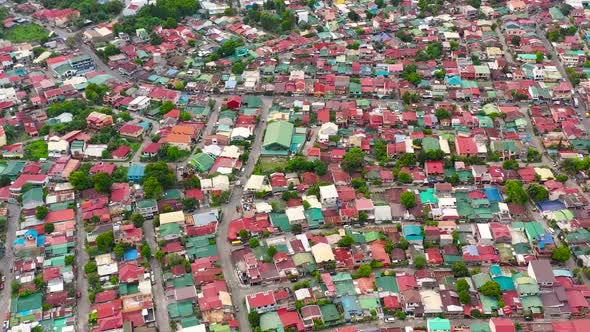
[263,121,294,150]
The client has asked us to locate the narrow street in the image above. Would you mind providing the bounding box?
[143,219,171,332]
[0,204,20,328]
[215,96,273,332]
[74,204,90,331]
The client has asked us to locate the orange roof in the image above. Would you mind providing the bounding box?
[165,133,191,144]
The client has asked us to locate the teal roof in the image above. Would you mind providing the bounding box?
[263,121,294,150]
[428,318,451,331]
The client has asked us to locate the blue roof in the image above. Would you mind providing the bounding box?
[37,235,45,246]
[127,164,145,178]
[403,225,422,236]
[465,245,479,256]
[484,187,501,202]
[124,249,139,261]
[553,269,573,278]
[490,265,502,276]
[537,200,566,212]
[446,75,462,85]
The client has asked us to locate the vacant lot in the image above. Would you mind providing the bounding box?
[4,24,48,43]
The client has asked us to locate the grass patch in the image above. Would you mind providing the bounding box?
[24,140,48,160]
[4,24,49,43]
[257,157,288,172]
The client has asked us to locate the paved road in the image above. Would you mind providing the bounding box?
[74,203,90,331]
[34,20,128,82]
[0,204,19,329]
[215,96,273,332]
[533,20,590,131]
[144,218,171,332]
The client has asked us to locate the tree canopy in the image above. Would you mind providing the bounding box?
[400,191,416,208]
[479,281,501,298]
[552,245,571,262]
[341,148,365,173]
[504,180,528,205]
[527,184,549,202]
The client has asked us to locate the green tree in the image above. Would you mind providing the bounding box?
[44,222,54,234]
[232,61,246,74]
[400,191,416,208]
[159,101,175,115]
[95,231,114,253]
[456,278,470,292]
[397,153,417,167]
[479,280,501,298]
[414,256,426,269]
[94,172,112,193]
[552,245,571,262]
[144,161,176,188]
[502,160,520,171]
[140,243,152,259]
[267,245,278,258]
[143,176,164,199]
[394,310,407,320]
[155,250,165,261]
[505,180,528,205]
[535,51,544,63]
[556,174,569,183]
[341,148,365,173]
[65,255,75,266]
[113,244,125,259]
[398,171,413,184]
[238,229,250,239]
[248,238,260,248]
[511,36,521,46]
[36,206,48,220]
[527,184,548,202]
[459,290,471,304]
[249,311,261,327]
[84,262,97,274]
[337,235,355,247]
[131,213,145,228]
[69,170,93,190]
[353,264,372,278]
[452,262,469,277]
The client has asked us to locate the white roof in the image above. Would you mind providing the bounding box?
[439,137,451,154]
[97,262,118,277]
[95,253,113,266]
[255,201,273,213]
[159,211,185,225]
[203,144,222,156]
[319,122,338,136]
[302,195,322,209]
[220,145,241,159]
[245,174,266,192]
[295,288,312,300]
[130,96,150,105]
[319,184,338,199]
[286,205,305,222]
[311,242,335,263]
[231,126,252,140]
[181,324,207,332]
[420,290,443,313]
[477,223,493,239]
[212,175,230,191]
[85,144,108,158]
[374,205,392,221]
